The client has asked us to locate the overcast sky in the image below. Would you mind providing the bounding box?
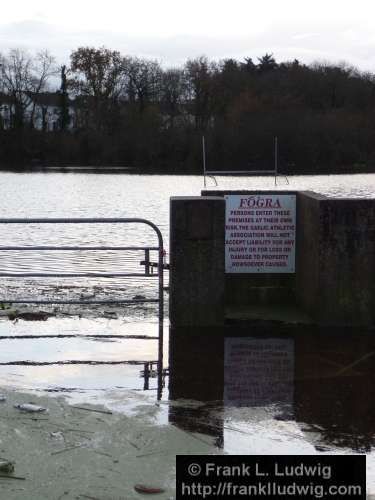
[1,0,375,70]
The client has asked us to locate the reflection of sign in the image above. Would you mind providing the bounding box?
[225,194,296,273]
[224,338,294,407]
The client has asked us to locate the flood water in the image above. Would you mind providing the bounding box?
[0,171,373,304]
[0,171,374,494]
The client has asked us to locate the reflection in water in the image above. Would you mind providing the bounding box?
[295,330,375,453]
[0,317,165,399]
[224,337,294,411]
[169,327,224,446]
[169,326,375,459]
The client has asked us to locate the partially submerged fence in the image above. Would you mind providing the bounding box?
[0,218,165,398]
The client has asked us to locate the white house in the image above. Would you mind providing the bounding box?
[0,92,75,131]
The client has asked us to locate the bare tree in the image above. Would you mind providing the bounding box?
[185,56,215,130]
[122,57,162,112]
[0,48,56,128]
[160,68,187,128]
[59,65,70,131]
[29,50,57,127]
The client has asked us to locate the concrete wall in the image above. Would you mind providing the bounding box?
[168,189,375,422]
[296,192,326,315]
[169,196,226,327]
[168,197,225,402]
[203,190,299,307]
[297,194,375,326]
[169,191,375,327]
[169,326,224,401]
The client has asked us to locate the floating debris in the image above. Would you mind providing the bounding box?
[72,406,112,415]
[0,460,15,474]
[80,292,96,300]
[0,309,17,319]
[0,303,12,310]
[14,403,48,413]
[134,484,165,494]
[0,474,25,480]
[16,311,53,321]
[50,445,83,456]
[133,295,146,301]
[103,311,118,319]
[0,394,6,402]
[49,431,64,441]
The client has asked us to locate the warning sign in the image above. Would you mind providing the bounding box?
[225,194,296,273]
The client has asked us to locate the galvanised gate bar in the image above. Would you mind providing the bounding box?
[0,218,165,399]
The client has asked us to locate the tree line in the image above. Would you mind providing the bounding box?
[0,46,374,173]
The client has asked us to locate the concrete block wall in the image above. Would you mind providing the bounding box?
[297,193,375,326]
[296,192,325,315]
[169,196,226,327]
[170,191,375,328]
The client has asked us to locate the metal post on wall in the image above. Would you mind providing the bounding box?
[157,241,164,400]
[274,136,278,186]
[203,135,207,188]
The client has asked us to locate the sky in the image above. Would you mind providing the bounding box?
[1,0,375,70]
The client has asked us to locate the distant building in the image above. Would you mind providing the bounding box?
[0,91,75,131]
[0,93,13,129]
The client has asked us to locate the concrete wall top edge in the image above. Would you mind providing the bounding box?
[202,190,375,203]
[320,197,375,205]
[171,196,225,201]
[297,191,328,201]
[295,192,328,203]
[202,190,327,199]
[202,190,299,196]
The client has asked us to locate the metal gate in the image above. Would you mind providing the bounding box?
[0,218,165,399]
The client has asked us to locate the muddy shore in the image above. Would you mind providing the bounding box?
[0,388,219,500]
